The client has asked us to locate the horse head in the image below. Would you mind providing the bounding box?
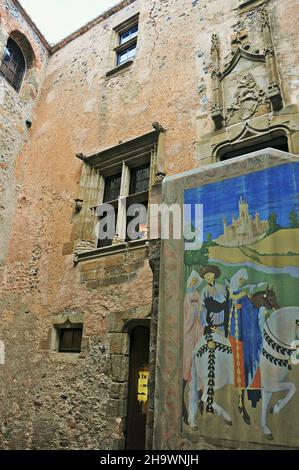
[262,286,280,310]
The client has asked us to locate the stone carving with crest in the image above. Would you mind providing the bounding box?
[210,8,283,130]
[226,72,271,125]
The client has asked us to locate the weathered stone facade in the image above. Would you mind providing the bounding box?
[0,0,49,263]
[0,0,298,450]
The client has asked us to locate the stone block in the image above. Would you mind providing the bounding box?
[39,338,49,351]
[104,264,125,276]
[107,399,127,418]
[108,314,125,333]
[80,270,96,282]
[112,438,126,451]
[111,355,129,382]
[124,260,145,273]
[62,241,74,256]
[109,382,128,399]
[79,260,102,272]
[109,333,129,355]
[103,254,125,268]
[114,272,138,284]
[81,336,90,352]
[86,280,101,290]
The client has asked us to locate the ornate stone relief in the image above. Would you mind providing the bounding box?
[226,72,271,125]
[210,8,283,130]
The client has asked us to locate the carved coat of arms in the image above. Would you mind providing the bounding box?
[226,73,271,125]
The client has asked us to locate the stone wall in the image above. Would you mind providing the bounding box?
[0,0,298,450]
[0,0,49,263]
[0,0,200,450]
[0,242,153,449]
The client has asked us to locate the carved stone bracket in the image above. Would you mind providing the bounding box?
[210,7,283,131]
[155,171,167,183]
[112,233,125,246]
[74,198,83,213]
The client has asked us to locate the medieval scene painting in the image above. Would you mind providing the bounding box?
[183,161,299,447]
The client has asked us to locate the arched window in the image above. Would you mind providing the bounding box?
[0,37,26,92]
[215,127,290,162]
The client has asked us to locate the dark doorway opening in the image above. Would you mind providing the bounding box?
[125,325,150,450]
[220,135,289,161]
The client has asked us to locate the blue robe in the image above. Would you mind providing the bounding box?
[230,291,263,390]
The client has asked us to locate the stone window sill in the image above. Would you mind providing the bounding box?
[49,352,86,363]
[238,0,267,8]
[106,59,134,78]
[74,238,149,265]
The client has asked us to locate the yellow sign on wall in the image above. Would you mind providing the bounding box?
[138,370,149,403]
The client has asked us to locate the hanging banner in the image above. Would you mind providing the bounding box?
[155,149,299,450]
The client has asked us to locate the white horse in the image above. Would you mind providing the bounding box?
[187,307,299,441]
[261,307,299,439]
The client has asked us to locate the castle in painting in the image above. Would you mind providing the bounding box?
[215,197,269,247]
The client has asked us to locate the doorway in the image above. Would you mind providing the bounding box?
[125,324,150,450]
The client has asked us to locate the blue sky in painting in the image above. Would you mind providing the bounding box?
[184,161,299,242]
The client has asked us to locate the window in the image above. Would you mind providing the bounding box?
[98,205,118,248]
[58,327,83,353]
[116,23,138,66]
[119,24,138,45]
[126,200,148,242]
[103,173,122,202]
[97,162,151,248]
[117,42,137,66]
[0,38,26,91]
[130,164,151,195]
[76,131,160,252]
[219,134,289,161]
[112,15,139,69]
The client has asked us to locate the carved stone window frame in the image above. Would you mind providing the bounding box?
[0,29,37,99]
[213,123,292,161]
[196,109,299,166]
[69,129,166,264]
[39,311,90,362]
[106,13,140,77]
[210,7,283,131]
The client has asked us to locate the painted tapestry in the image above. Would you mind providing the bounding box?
[183,161,299,446]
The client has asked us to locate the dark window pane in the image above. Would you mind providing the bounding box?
[103,174,122,202]
[117,43,137,65]
[120,30,129,44]
[126,201,148,241]
[3,47,11,63]
[117,50,128,65]
[119,24,138,45]
[97,209,118,248]
[0,38,26,92]
[128,46,136,59]
[72,330,83,351]
[60,330,73,350]
[130,164,150,194]
[59,328,82,353]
